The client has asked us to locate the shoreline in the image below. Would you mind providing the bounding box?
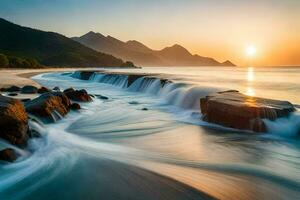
[0,67,141,88]
[0,68,101,88]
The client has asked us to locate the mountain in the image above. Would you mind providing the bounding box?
[73,31,235,67]
[0,18,133,68]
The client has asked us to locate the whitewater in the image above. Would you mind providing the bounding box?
[0,67,299,200]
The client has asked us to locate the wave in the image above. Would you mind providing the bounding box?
[72,72,221,110]
[70,71,300,137]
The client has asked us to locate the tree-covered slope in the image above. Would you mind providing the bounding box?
[0,18,129,67]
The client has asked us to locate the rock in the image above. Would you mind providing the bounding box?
[53,86,60,91]
[21,85,38,94]
[127,74,146,87]
[78,71,95,80]
[63,87,75,93]
[95,94,109,100]
[0,95,29,146]
[141,108,148,111]
[129,101,139,105]
[0,148,17,162]
[38,87,51,94]
[200,91,295,132]
[25,92,71,123]
[0,85,21,92]
[70,103,81,110]
[64,89,92,102]
[21,98,31,103]
[161,79,172,87]
[8,93,18,96]
[28,129,41,138]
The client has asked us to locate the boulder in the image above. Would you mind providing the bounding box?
[25,92,71,123]
[200,91,295,132]
[0,95,29,146]
[95,94,109,100]
[70,103,81,110]
[64,89,92,102]
[0,85,21,92]
[21,85,38,94]
[21,98,31,103]
[38,87,51,94]
[63,87,75,93]
[0,148,17,162]
[8,93,18,96]
[53,86,60,91]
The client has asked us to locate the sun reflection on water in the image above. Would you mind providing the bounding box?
[246,87,255,96]
[246,67,255,96]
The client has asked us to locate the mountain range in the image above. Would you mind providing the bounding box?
[72,31,235,67]
[0,18,132,68]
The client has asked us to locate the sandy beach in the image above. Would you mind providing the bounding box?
[0,69,72,88]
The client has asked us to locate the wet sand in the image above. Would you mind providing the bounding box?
[0,69,72,88]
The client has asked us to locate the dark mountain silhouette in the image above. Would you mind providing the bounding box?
[73,31,235,67]
[0,18,134,68]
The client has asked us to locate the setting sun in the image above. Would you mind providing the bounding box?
[246,45,257,58]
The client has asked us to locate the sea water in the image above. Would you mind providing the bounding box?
[0,67,299,200]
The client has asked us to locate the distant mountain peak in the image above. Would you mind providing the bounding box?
[221,60,235,66]
[81,31,105,38]
[160,44,191,57]
[73,31,235,67]
[126,40,152,52]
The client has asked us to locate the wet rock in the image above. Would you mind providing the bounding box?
[70,103,81,110]
[129,101,139,105]
[21,85,38,94]
[95,94,109,100]
[21,98,31,103]
[127,74,146,87]
[63,87,75,93]
[28,129,41,138]
[0,86,21,92]
[53,86,60,91]
[200,90,295,132]
[64,89,92,102]
[38,87,51,94]
[0,95,29,146]
[8,93,18,96]
[0,148,17,162]
[78,71,95,80]
[161,79,172,87]
[25,92,71,123]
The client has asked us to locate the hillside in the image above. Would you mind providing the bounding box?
[0,18,133,68]
[73,31,235,67]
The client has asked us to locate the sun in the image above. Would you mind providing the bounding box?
[246,45,257,58]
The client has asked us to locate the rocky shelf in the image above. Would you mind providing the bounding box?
[200,90,295,132]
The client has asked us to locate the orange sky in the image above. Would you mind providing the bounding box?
[1,0,300,66]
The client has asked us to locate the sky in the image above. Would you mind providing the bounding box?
[1,0,300,66]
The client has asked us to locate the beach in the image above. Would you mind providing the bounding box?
[0,67,300,200]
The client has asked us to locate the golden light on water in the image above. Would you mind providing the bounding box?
[246,67,255,96]
[246,87,255,96]
[247,67,254,81]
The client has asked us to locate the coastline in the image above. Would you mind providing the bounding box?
[0,68,95,88]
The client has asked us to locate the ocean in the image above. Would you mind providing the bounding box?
[0,66,299,199]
